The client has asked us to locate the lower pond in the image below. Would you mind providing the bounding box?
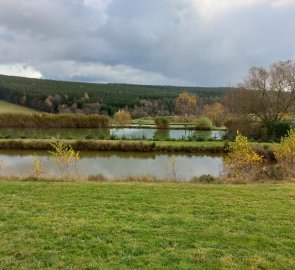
[0,128,226,140]
[0,150,224,180]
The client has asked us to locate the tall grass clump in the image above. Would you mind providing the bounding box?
[114,110,131,126]
[32,155,46,178]
[154,117,170,129]
[0,139,227,153]
[74,140,156,152]
[0,113,110,128]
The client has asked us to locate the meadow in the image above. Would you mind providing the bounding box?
[0,181,294,269]
[0,100,38,114]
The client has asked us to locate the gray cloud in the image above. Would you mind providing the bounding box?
[0,0,294,86]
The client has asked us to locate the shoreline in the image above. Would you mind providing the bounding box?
[0,139,228,153]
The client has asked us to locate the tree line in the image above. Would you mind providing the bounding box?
[0,74,227,116]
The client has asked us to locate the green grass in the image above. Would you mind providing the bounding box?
[0,138,275,153]
[0,100,38,114]
[155,140,224,147]
[0,181,294,269]
[0,138,227,153]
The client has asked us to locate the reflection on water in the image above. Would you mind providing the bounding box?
[0,128,226,140]
[154,129,170,139]
[0,150,224,180]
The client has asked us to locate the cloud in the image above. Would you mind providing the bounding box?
[192,0,295,19]
[0,0,294,86]
[40,60,190,85]
[0,64,43,78]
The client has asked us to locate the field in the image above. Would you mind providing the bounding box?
[0,181,294,269]
[0,100,37,114]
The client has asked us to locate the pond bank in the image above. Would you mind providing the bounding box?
[0,139,228,153]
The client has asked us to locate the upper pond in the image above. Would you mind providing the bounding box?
[0,150,224,180]
[0,128,226,140]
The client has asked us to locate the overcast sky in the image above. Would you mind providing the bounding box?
[0,0,294,86]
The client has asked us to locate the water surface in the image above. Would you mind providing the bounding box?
[0,150,224,180]
[0,128,226,140]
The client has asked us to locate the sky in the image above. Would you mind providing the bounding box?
[0,0,294,86]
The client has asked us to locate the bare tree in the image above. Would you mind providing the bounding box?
[203,102,228,126]
[225,60,295,126]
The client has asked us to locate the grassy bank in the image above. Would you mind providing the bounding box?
[0,139,227,153]
[0,100,38,114]
[0,181,294,269]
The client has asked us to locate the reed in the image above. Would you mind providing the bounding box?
[0,139,227,153]
[0,113,110,128]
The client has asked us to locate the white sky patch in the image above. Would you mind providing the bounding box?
[83,0,112,9]
[0,64,43,78]
[271,0,295,7]
[192,0,295,20]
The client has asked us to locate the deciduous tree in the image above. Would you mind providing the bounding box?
[225,60,295,127]
[203,102,228,127]
[175,91,198,116]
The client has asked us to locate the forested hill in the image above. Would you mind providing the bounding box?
[0,74,229,116]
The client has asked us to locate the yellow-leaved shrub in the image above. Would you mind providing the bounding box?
[273,129,295,177]
[224,131,263,179]
[49,141,80,178]
[33,156,46,178]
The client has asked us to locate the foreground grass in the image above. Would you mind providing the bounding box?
[0,100,38,114]
[0,181,294,269]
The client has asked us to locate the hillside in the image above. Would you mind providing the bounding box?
[0,100,38,114]
[0,74,229,115]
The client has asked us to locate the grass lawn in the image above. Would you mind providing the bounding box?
[0,181,294,269]
[0,100,38,114]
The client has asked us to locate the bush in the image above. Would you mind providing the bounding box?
[224,132,263,179]
[154,117,170,129]
[224,117,264,139]
[253,145,276,162]
[198,174,216,183]
[273,129,295,178]
[194,117,213,130]
[49,141,80,178]
[114,110,132,125]
[267,121,294,141]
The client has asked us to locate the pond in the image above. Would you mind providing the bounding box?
[0,128,226,140]
[0,150,224,180]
